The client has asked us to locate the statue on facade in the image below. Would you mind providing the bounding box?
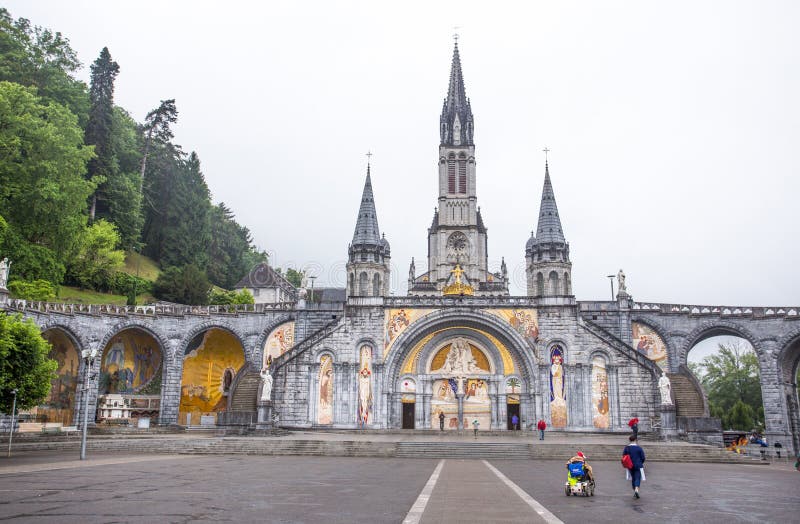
[658,373,672,405]
[617,269,627,293]
[435,337,479,375]
[0,258,10,288]
[260,367,273,402]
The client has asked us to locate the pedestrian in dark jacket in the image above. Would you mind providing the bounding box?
[628,417,639,439]
[623,435,646,498]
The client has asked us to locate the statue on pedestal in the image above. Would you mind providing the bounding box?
[658,373,672,405]
[0,257,10,288]
[260,367,273,402]
[617,269,627,294]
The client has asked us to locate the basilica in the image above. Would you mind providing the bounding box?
[268,42,660,433]
[10,43,798,454]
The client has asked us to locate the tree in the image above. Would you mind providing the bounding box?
[107,107,143,249]
[207,203,261,289]
[208,289,254,305]
[66,219,125,290]
[284,268,304,288]
[153,264,211,305]
[696,340,763,427]
[0,8,89,126]
[0,313,58,412]
[0,82,95,283]
[139,99,177,193]
[7,280,56,301]
[85,47,120,221]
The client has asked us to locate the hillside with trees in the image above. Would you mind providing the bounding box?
[0,8,265,305]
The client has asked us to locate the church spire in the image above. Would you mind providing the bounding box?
[351,163,381,246]
[534,161,566,244]
[440,41,474,146]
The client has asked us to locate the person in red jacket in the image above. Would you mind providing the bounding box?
[537,419,547,440]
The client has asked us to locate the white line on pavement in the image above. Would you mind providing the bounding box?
[483,460,564,524]
[403,459,445,524]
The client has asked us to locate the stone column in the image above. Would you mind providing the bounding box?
[309,362,320,425]
[391,392,402,428]
[496,391,508,431]
[74,350,102,428]
[607,364,621,429]
[159,338,184,425]
[757,342,792,454]
[660,404,677,440]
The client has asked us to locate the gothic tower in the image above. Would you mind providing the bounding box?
[526,161,573,297]
[347,163,390,297]
[409,42,508,296]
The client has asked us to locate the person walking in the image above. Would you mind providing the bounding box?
[623,435,646,499]
[511,414,519,431]
[537,419,547,440]
[438,411,445,431]
[628,417,639,439]
[472,419,480,438]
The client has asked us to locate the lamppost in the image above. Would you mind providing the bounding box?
[6,389,17,458]
[606,274,616,301]
[80,347,99,460]
[309,275,317,304]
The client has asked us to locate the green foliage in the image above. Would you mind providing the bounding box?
[206,203,262,288]
[107,108,143,249]
[85,47,120,221]
[0,8,89,126]
[208,288,254,305]
[66,219,125,290]
[284,268,304,288]
[139,98,178,191]
[695,341,763,429]
[0,313,58,412]
[7,279,56,301]
[0,81,95,264]
[153,264,211,305]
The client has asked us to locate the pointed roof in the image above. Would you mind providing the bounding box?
[534,162,566,244]
[351,164,381,246]
[440,42,474,146]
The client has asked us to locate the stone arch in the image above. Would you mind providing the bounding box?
[776,327,800,453]
[417,329,500,375]
[588,349,612,366]
[630,316,677,371]
[38,322,87,354]
[178,321,248,362]
[359,272,368,296]
[563,272,571,295]
[39,325,85,425]
[536,272,544,296]
[383,309,537,392]
[546,339,569,363]
[681,320,764,365]
[372,273,381,297]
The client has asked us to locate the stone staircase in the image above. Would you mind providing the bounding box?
[229,371,260,412]
[6,437,764,464]
[669,373,706,417]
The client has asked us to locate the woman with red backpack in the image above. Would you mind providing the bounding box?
[622,435,646,499]
[627,417,639,439]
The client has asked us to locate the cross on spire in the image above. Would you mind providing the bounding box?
[543,147,550,164]
[453,26,460,44]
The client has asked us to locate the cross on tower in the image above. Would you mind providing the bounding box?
[543,147,550,164]
[453,26,460,44]
[366,151,372,165]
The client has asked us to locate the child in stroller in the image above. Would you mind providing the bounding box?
[565,451,595,497]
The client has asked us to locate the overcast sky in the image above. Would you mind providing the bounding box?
[7,1,799,306]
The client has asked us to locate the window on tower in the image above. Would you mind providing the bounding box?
[458,159,467,194]
[448,155,456,193]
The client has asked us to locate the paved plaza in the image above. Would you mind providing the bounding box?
[0,451,797,523]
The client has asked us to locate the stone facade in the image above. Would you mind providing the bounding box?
[2,42,798,458]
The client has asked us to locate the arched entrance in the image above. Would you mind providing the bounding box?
[179,328,245,426]
[384,310,537,430]
[98,328,163,424]
[778,334,800,453]
[36,329,81,425]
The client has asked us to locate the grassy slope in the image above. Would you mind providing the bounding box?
[52,252,161,305]
[123,251,161,281]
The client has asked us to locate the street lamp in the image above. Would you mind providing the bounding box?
[606,274,616,301]
[309,275,317,304]
[6,389,17,458]
[80,347,99,460]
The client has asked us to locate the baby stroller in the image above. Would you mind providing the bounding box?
[565,460,595,497]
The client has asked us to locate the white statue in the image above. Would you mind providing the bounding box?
[658,373,672,405]
[617,269,627,293]
[457,376,465,395]
[260,368,273,402]
[434,337,479,375]
[0,257,9,288]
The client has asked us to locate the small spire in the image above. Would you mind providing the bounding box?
[440,38,474,146]
[534,159,566,244]
[351,162,381,246]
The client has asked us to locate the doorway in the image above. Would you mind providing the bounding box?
[402,402,415,429]
[507,403,520,430]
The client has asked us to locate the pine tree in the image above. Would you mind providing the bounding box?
[139,99,177,193]
[85,47,119,221]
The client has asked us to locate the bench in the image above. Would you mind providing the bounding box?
[61,426,79,436]
[41,426,61,434]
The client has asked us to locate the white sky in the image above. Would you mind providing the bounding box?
[7,1,799,305]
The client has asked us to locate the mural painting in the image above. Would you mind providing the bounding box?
[632,322,669,370]
[99,329,162,395]
[178,329,245,426]
[37,330,80,425]
[429,339,491,374]
[506,377,521,404]
[400,377,416,402]
[431,379,463,430]
[263,321,295,366]
[488,309,539,345]
[384,308,435,356]
[318,355,334,424]
[357,346,373,427]
[549,346,567,428]
[591,356,610,429]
